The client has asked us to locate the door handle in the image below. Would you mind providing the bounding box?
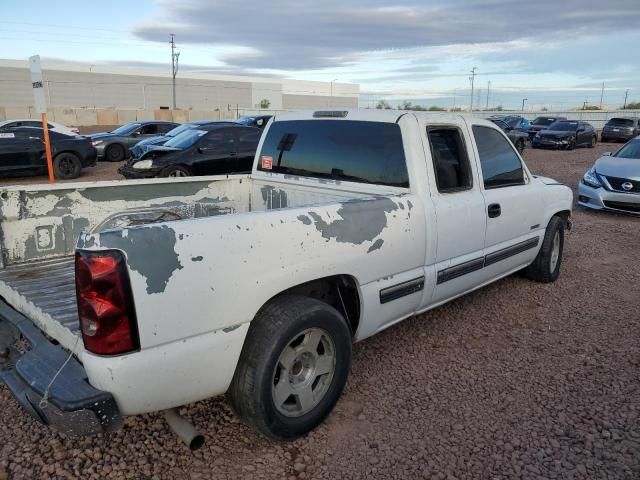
[488,203,501,218]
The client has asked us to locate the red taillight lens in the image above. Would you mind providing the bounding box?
[75,250,140,355]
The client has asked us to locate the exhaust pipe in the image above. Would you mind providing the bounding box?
[164,408,205,451]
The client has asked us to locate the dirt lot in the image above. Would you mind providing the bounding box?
[1,143,639,480]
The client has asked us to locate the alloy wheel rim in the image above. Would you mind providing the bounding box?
[550,231,560,272]
[169,170,187,177]
[272,327,336,418]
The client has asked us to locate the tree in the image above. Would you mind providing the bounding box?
[259,99,271,109]
[376,100,392,109]
[398,101,413,110]
[623,101,640,109]
[428,106,446,111]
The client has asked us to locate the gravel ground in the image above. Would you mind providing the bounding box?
[1,142,639,480]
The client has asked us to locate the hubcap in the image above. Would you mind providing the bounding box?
[272,328,336,418]
[550,231,560,272]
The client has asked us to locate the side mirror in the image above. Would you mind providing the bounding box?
[602,151,612,156]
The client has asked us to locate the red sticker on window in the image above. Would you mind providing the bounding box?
[261,156,273,170]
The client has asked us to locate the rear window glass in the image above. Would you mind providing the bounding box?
[549,121,578,131]
[532,117,557,126]
[257,120,409,187]
[608,118,634,127]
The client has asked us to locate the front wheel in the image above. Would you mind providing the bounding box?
[161,165,191,178]
[588,136,597,148]
[105,144,126,162]
[523,216,565,283]
[228,295,352,440]
[515,139,525,154]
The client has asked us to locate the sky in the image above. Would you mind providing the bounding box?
[3,0,640,110]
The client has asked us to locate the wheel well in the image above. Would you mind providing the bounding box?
[554,210,572,229]
[271,275,361,337]
[53,150,80,160]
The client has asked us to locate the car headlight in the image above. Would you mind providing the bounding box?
[535,133,541,138]
[91,140,103,146]
[583,168,601,188]
[132,160,153,170]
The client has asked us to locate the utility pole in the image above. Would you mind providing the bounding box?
[170,34,180,109]
[600,82,605,109]
[624,89,629,109]
[469,67,477,112]
[452,89,457,111]
[521,98,528,112]
[486,81,491,110]
[329,78,337,108]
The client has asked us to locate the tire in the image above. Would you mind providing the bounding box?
[161,165,191,178]
[228,295,352,441]
[588,136,596,148]
[105,144,126,162]
[523,216,565,283]
[53,152,82,179]
[515,139,525,154]
[566,141,575,151]
[601,136,608,143]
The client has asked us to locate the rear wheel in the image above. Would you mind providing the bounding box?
[53,152,82,179]
[161,165,191,178]
[229,295,352,440]
[523,216,565,283]
[588,135,597,148]
[105,144,126,162]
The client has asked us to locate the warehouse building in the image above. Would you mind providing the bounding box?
[0,59,359,119]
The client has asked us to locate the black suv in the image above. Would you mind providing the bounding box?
[601,117,640,143]
[532,120,597,150]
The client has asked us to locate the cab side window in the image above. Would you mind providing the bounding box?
[427,127,472,193]
[472,125,525,189]
[138,124,159,135]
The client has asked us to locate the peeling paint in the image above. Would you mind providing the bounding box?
[367,239,384,253]
[98,225,183,294]
[297,215,312,225]
[260,185,288,209]
[222,324,241,333]
[191,256,203,262]
[305,198,398,245]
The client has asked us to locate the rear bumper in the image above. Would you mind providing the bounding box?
[0,299,122,435]
[601,130,634,141]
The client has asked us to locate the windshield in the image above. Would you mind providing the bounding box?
[608,118,634,127]
[548,121,578,131]
[501,117,521,128]
[166,124,193,137]
[164,129,207,149]
[532,117,557,126]
[489,119,509,130]
[615,139,640,159]
[110,123,141,135]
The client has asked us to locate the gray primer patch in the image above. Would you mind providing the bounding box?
[98,225,183,294]
[297,215,312,225]
[191,255,203,262]
[261,185,288,209]
[407,200,413,210]
[367,239,384,253]
[222,324,241,333]
[306,198,398,245]
[80,182,211,203]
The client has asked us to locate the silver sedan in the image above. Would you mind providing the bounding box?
[578,137,640,215]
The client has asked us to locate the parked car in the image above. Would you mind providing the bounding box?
[129,120,237,158]
[600,117,640,143]
[0,110,572,445]
[578,137,640,215]
[527,116,567,140]
[0,126,96,179]
[487,117,529,153]
[237,115,272,129]
[119,124,261,178]
[0,119,80,136]
[90,121,179,162]
[532,120,597,150]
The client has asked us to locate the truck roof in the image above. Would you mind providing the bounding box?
[273,109,488,125]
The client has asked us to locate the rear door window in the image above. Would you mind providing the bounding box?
[257,120,409,187]
[472,125,525,189]
[427,127,472,192]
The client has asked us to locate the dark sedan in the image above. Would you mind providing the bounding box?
[532,120,597,150]
[129,120,237,158]
[527,116,567,140]
[90,120,179,162]
[601,117,640,143]
[119,124,261,179]
[0,127,96,179]
[487,116,529,153]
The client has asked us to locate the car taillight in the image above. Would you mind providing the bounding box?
[75,250,140,355]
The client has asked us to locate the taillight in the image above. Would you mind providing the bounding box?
[75,250,140,355]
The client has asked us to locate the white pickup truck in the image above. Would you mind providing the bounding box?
[0,110,572,446]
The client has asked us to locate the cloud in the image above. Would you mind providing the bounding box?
[133,0,640,70]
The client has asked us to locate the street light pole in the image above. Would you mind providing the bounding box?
[329,79,338,108]
[469,67,477,112]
